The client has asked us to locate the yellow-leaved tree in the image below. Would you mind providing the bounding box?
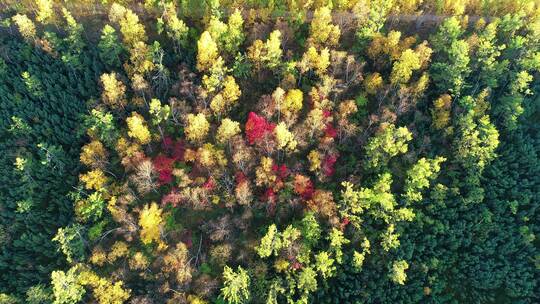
[185,113,210,142]
[126,112,151,145]
[139,202,163,245]
[36,0,54,24]
[100,72,126,109]
[197,31,219,72]
[109,3,147,49]
[216,118,241,144]
[210,76,241,115]
[248,30,283,70]
[221,76,241,107]
[80,169,108,191]
[79,270,131,304]
[390,49,421,86]
[80,140,108,169]
[264,30,283,69]
[309,6,341,48]
[431,94,452,130]
[161,2,189,50]
[274,122,297,152]
[280,89,304,116]
[390,260,409,285]
[364,72,384,95]
[299,47,330,77]
[12,14,36,42]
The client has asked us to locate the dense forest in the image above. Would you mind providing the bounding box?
[0,0,539,303]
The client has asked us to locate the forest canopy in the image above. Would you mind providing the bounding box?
[0,0,539,304]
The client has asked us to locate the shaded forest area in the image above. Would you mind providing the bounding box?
[0,0,539,304]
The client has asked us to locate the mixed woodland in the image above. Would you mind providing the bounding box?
[0,0,539,303]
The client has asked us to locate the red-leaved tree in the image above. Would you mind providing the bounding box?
[245,112,276,145]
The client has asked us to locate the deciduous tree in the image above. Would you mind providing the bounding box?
[35,0,54,24]
[403,157,446,203]
[52,225,85,264]
[185,113,210,142]
[51,267,85,304]
[221,266,250,304]
[100,73,126,109]
[161,2,189,51]
[139,202,163,245]
[274,122,297,151]
[389,260,409,285]
[109,3,147,49]
[80,169,108,191]
[309,6,341,48]
[364,123,412,170]
[12,14,36,42]
[390,49,421,86]
[98,25,124,68]
[263,30,283,69]
[431,94,452,130]
[223,9,245,55]
[197,31,219,72]
[299,47,331,77]
[126,112,151,145]
[216,118,241,144]
[256,224,282,258]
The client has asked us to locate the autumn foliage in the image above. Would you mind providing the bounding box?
[3,2,539,304]
[245,112,276,145]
